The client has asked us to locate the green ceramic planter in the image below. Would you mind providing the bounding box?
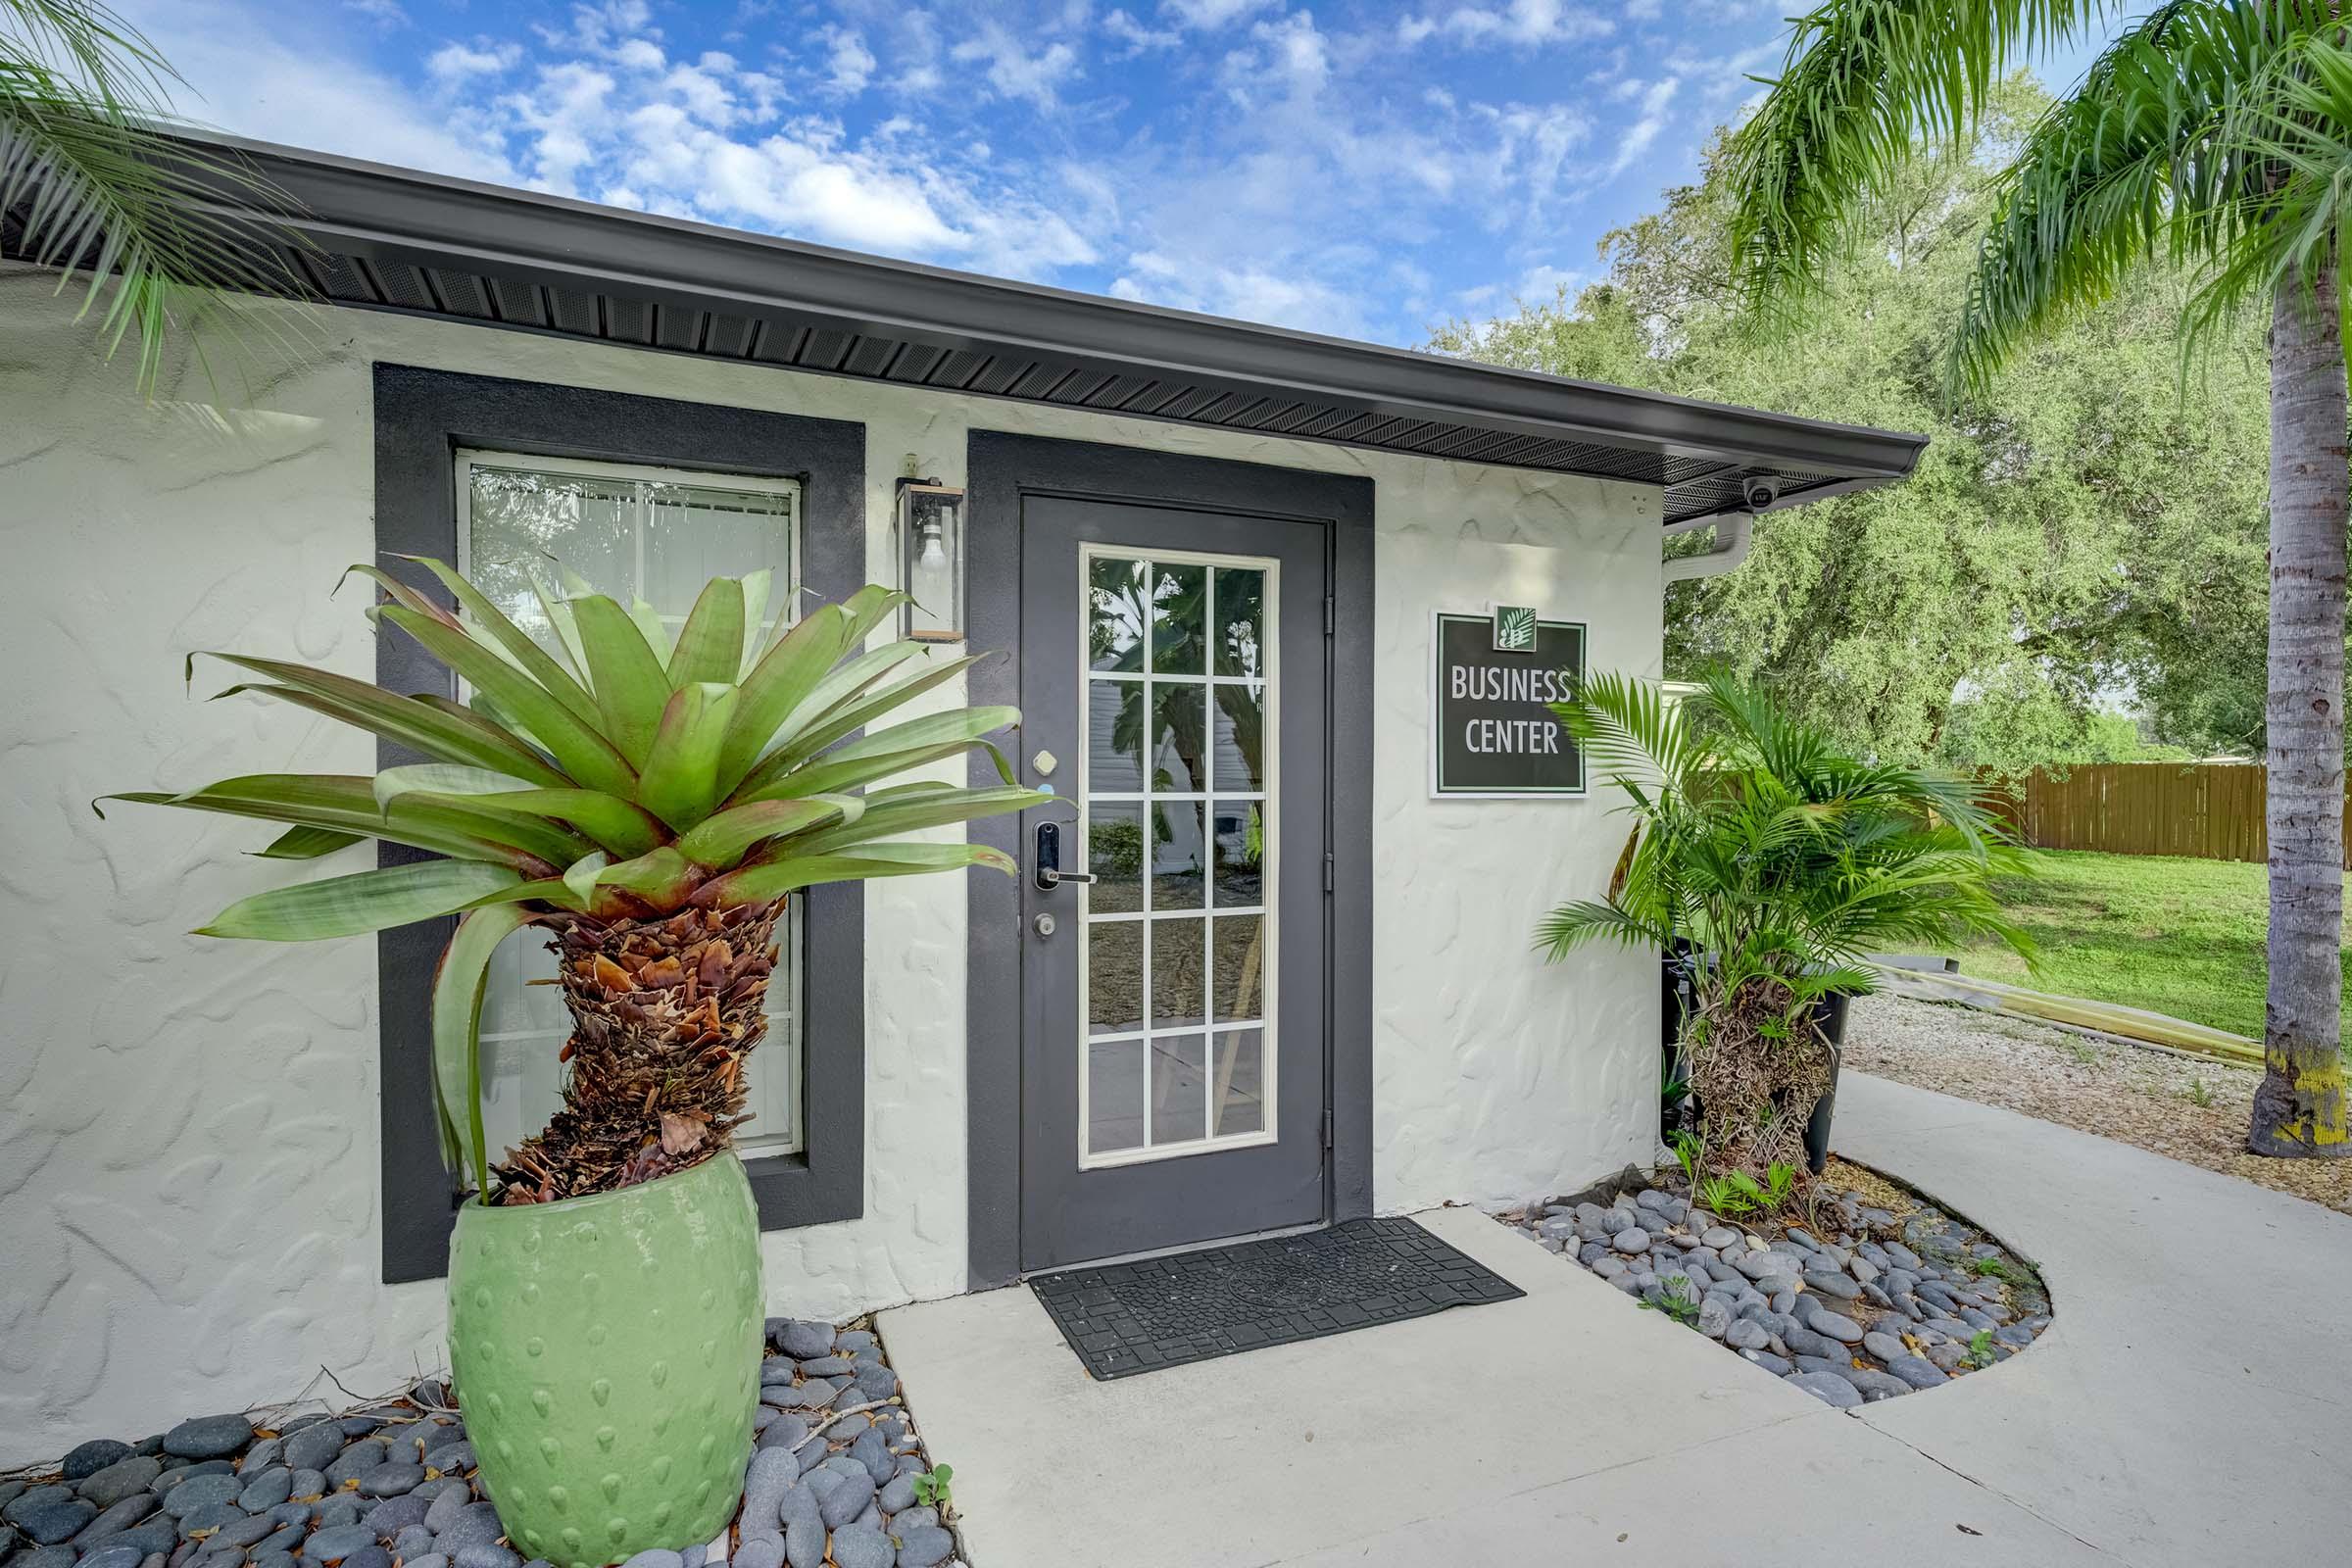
[447,1152,763,1568]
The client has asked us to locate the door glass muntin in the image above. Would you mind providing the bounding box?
[1077,544,1277,1167]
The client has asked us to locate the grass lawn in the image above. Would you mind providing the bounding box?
[1962,849,2352,1040]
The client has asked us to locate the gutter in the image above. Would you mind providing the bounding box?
[1660,471,1895,583]
[1661,509,1752,583]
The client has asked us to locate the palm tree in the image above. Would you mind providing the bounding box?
[3,0,297,390]
[1724,0,2350,1158]
[103,563,1044,1204]
[1537,672,2033,1185]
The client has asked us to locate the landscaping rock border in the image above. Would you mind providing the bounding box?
[1503,1156,2053,1406]
[0,1320,960,1568]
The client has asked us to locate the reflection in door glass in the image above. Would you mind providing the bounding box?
[1150,916,1206,1029]
[1089,556,1147,672]
[1212,1030,1265,1137]
[1150,563,1206,674]
[1087,801,1146,913]
[1151,800,1207,909]
[1081,549,1275,1164]
[1089,921,1144,1036]
[1150,682,1205,793]
[1089,1040,1145,1153]
[1149,1036,1208,1145]
[1089,681,1145,793]
[1211,683,1265,793]
[1211,914,1265,1022]
[1210,802,1263,907]
[1214,568,1265,678]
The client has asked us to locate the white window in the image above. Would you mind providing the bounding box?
[456,450,806,1160]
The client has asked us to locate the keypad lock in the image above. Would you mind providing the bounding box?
[1034,820,1095,891]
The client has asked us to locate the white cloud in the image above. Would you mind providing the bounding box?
[815,25,876,95]
[345,0,406,24]
[1111,250,1366,336]
[612,37,664,72]
[1162,0,1279,27]
[507,61,618,194]
[1398,0,1614,48]
[1606,74,1678,175]
[427,41,520,83]
[1103,9,1183,55]
[1249,12,1329,96]
[949,25,1080,108]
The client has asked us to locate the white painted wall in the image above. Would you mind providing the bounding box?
[0,268,1659,1460]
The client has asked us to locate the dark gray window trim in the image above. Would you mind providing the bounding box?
[962,429,1375,1291]
[372,362,867,1284]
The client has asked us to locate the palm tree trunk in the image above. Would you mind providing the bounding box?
[2250,259,2351,1158]
[492,899,784,1201]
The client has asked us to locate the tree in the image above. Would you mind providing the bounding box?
[2,0,295,390]
[1721,0,2347,1158]
[1430,79,2277,775]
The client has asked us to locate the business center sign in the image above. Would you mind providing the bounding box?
[1430,609,1587,798]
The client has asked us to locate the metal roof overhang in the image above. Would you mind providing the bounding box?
[5,133,1927,525]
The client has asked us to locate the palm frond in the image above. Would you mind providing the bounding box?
[1952,1,2317,387]
[2187,24,2352,339]
[1722,0,2119,319]
[2,0,312,393]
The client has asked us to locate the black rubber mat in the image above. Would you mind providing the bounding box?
[1029,1215,1525,1380]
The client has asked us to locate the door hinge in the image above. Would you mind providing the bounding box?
[1322,851,1335,893]
[1323,595,1335,636]
[1320,1107,1335,1151]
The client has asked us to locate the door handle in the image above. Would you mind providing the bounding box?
[1034,820,1097,891]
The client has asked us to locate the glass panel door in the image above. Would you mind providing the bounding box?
[1078,547,1275,1166]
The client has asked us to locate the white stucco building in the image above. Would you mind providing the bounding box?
[0,134,1923,1459]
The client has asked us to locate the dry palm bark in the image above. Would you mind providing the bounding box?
[1688,975,1833,1178]
[2254,257,2351,1159]
[492,899,784,1202]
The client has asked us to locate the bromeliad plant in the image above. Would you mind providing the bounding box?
[1535,671,2034,1192]
[103,560,1045,1205]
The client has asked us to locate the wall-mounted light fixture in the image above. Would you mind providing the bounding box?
[895,477,966,642]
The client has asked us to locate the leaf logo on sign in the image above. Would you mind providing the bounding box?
[1493,605,1537,653]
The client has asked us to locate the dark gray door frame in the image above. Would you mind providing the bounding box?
[963,430,1374,1290]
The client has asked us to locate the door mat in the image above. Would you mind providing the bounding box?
[1029,1215,1525,1380]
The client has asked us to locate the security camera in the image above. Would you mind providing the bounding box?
[1740,475,1781,514]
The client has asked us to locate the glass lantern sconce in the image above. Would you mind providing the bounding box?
[895,477,966,642]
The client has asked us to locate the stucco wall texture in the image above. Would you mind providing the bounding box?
[0,266,1661,1459]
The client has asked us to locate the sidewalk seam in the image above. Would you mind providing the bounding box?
[1858,1418,2143,1567]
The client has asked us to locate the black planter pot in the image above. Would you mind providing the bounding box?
[1659,947,1851,1174]
[1801,990,1851,1175]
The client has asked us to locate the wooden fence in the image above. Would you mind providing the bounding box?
[1982,762,2352,867]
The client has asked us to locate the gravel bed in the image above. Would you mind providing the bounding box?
[1503,1156,2053,1408]
[0,1320,958,1568]
[1846,994,2352,1218]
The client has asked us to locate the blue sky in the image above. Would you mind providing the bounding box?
[122,0,2118,346]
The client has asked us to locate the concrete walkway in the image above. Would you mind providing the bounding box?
[880,1074,2352,1567]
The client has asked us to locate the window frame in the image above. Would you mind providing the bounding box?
[453,446,809,1162]
[373,364,868,1285]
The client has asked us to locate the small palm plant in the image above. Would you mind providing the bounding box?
[103,560,1045,1204]
[1536,672,2033,1186]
